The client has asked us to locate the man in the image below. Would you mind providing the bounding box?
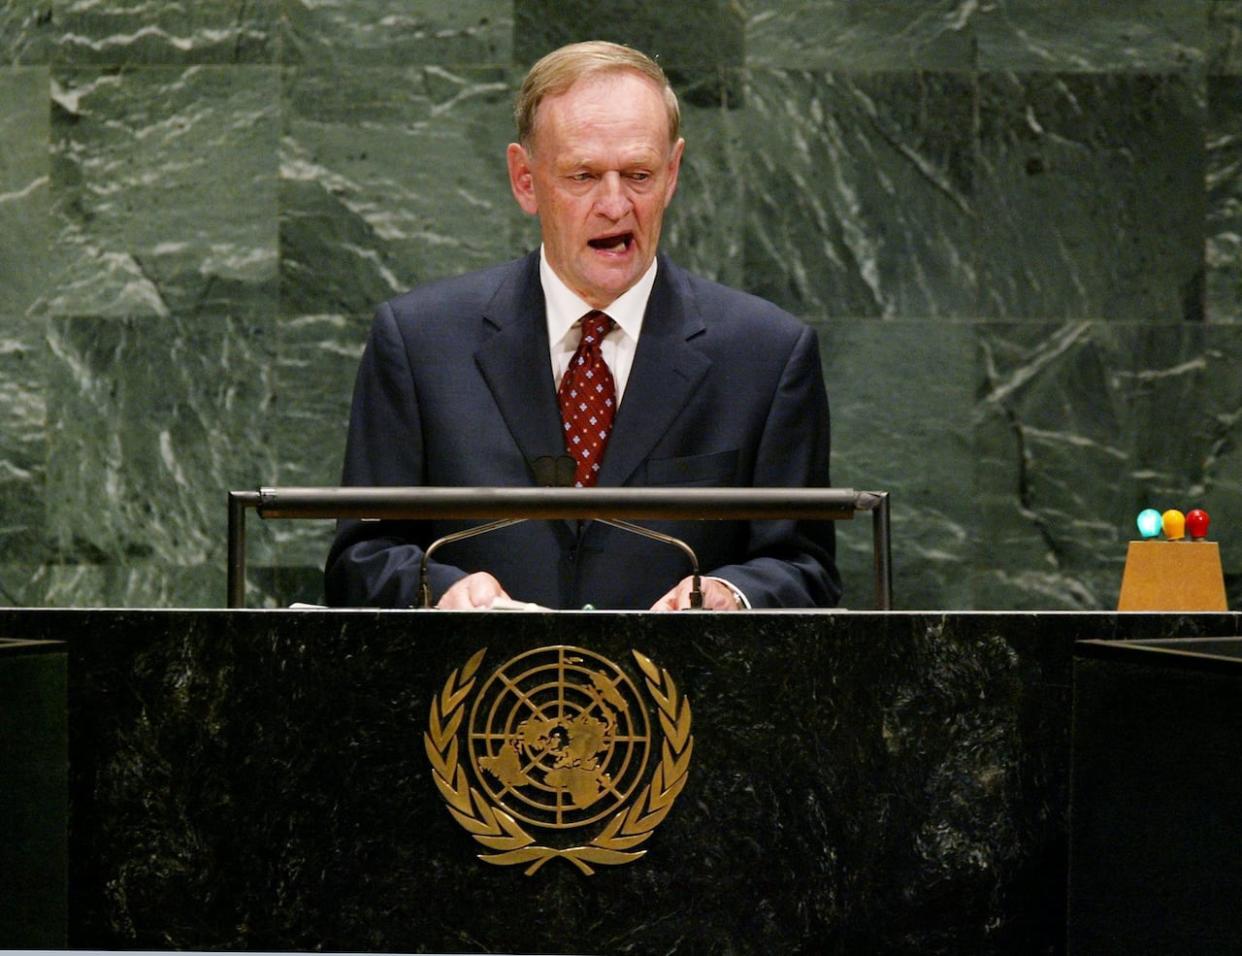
[325,41,840,611]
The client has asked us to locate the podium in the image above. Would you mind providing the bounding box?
[0,638,67,948]
[1071,638,1242,954]
[2,608,1241,952]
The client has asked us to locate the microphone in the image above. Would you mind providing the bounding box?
[531,455,703,607]
[416,454,571,606]
[529,454,577,488]
[416,456,704,609]
[417,515,526,608]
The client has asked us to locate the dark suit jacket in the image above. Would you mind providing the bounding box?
[324,251,841,609]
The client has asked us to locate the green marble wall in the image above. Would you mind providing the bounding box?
[2,1,1240,610]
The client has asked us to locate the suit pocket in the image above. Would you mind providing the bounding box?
[645,449,739,486]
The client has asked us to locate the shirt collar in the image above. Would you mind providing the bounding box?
[540,246,657,343]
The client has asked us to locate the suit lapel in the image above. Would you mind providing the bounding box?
[597,257,711,487]
[474,252,567,469]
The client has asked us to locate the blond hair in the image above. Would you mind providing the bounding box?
[515,41,680,151]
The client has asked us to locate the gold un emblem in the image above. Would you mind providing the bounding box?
[425,645,694,875]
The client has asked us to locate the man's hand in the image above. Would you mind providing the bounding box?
[650,576,741,611]
[437,572,509,609]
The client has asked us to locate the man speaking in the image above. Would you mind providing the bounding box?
[325,41,841,611]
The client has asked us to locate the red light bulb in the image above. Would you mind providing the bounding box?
[1186,509,1210,540]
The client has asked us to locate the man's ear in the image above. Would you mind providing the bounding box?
[507,143,539,215]
[663,137,685,206]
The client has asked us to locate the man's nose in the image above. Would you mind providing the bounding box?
[594,172,630,220]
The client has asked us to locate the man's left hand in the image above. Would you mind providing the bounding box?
[650,576,741,611]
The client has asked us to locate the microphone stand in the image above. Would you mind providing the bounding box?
[417,516,703,609]
[417,456,704,608]
[229,485,889,610]
[595,519,703,609]
[418,518,527,609]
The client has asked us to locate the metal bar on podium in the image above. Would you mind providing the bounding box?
[226,487,892,610]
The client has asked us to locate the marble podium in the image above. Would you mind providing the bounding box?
[2,609,1240,953]
[1071,636,1242,955]
[0,637,67,949]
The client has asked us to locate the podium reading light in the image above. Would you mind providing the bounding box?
[225,486,894,610]
[1136,509,1162,539]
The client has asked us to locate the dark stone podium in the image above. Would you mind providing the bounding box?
[0,637,67,949]
[1,609,1239,953]
[1071,637,1242,955]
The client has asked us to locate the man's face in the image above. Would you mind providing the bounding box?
[507,71,685,310]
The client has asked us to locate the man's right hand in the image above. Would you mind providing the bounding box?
[436,572,510,609]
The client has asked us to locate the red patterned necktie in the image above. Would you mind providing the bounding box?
[558,310,617,488]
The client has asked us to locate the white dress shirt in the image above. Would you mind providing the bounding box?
[540,246,657,406]
[537,247,748,609]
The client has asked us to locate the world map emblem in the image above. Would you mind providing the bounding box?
[425,645,694,875]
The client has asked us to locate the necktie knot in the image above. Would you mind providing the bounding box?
[580,310,613,346]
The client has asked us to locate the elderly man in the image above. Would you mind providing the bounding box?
[325,41,840,610]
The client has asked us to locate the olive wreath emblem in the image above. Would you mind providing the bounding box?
[424,647,693,876]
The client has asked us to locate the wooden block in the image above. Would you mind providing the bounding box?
[1117,540,1228,611]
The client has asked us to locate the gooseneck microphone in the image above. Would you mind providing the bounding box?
[416,455,704,609]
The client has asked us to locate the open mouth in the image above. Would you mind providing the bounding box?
[587,232,634,253]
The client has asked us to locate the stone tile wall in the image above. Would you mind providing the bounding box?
[1,1,1239,610]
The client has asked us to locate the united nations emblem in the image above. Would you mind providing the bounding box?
[425,645,693,875]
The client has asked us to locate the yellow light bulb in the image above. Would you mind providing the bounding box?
[1161,509,1185,540]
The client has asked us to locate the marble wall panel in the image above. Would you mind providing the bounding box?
[44,315,278,574]
[976,72,1205,322]
[655,71,746,289]
[979,0,1209,73]
[269,313,366,569]
[0,316,48,560]
[0,565,50,605]
[815,320,976,609]
[282,0,511,67]
[514,0,743,69]
[0,4,1236,611]
[975,322,1242,610]
[1209,0,1242,74]
[745,0,976,71]
[743,70,976,319]
[280,65,519,318]
[49,65,279,319]
[8,561,297,609]
[0,67,49,317]
[272,314,363,488]
[1208,75,1242,321]
[0,0,53,64]
[44,563,221,608]
[54,0,275,64]
[8,563,105,606]
[249,564,323,607]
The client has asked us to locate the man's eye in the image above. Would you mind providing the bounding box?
[570,172,593,182]
[629,172,651,182]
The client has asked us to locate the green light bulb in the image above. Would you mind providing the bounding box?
[1136,509,1162,538]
